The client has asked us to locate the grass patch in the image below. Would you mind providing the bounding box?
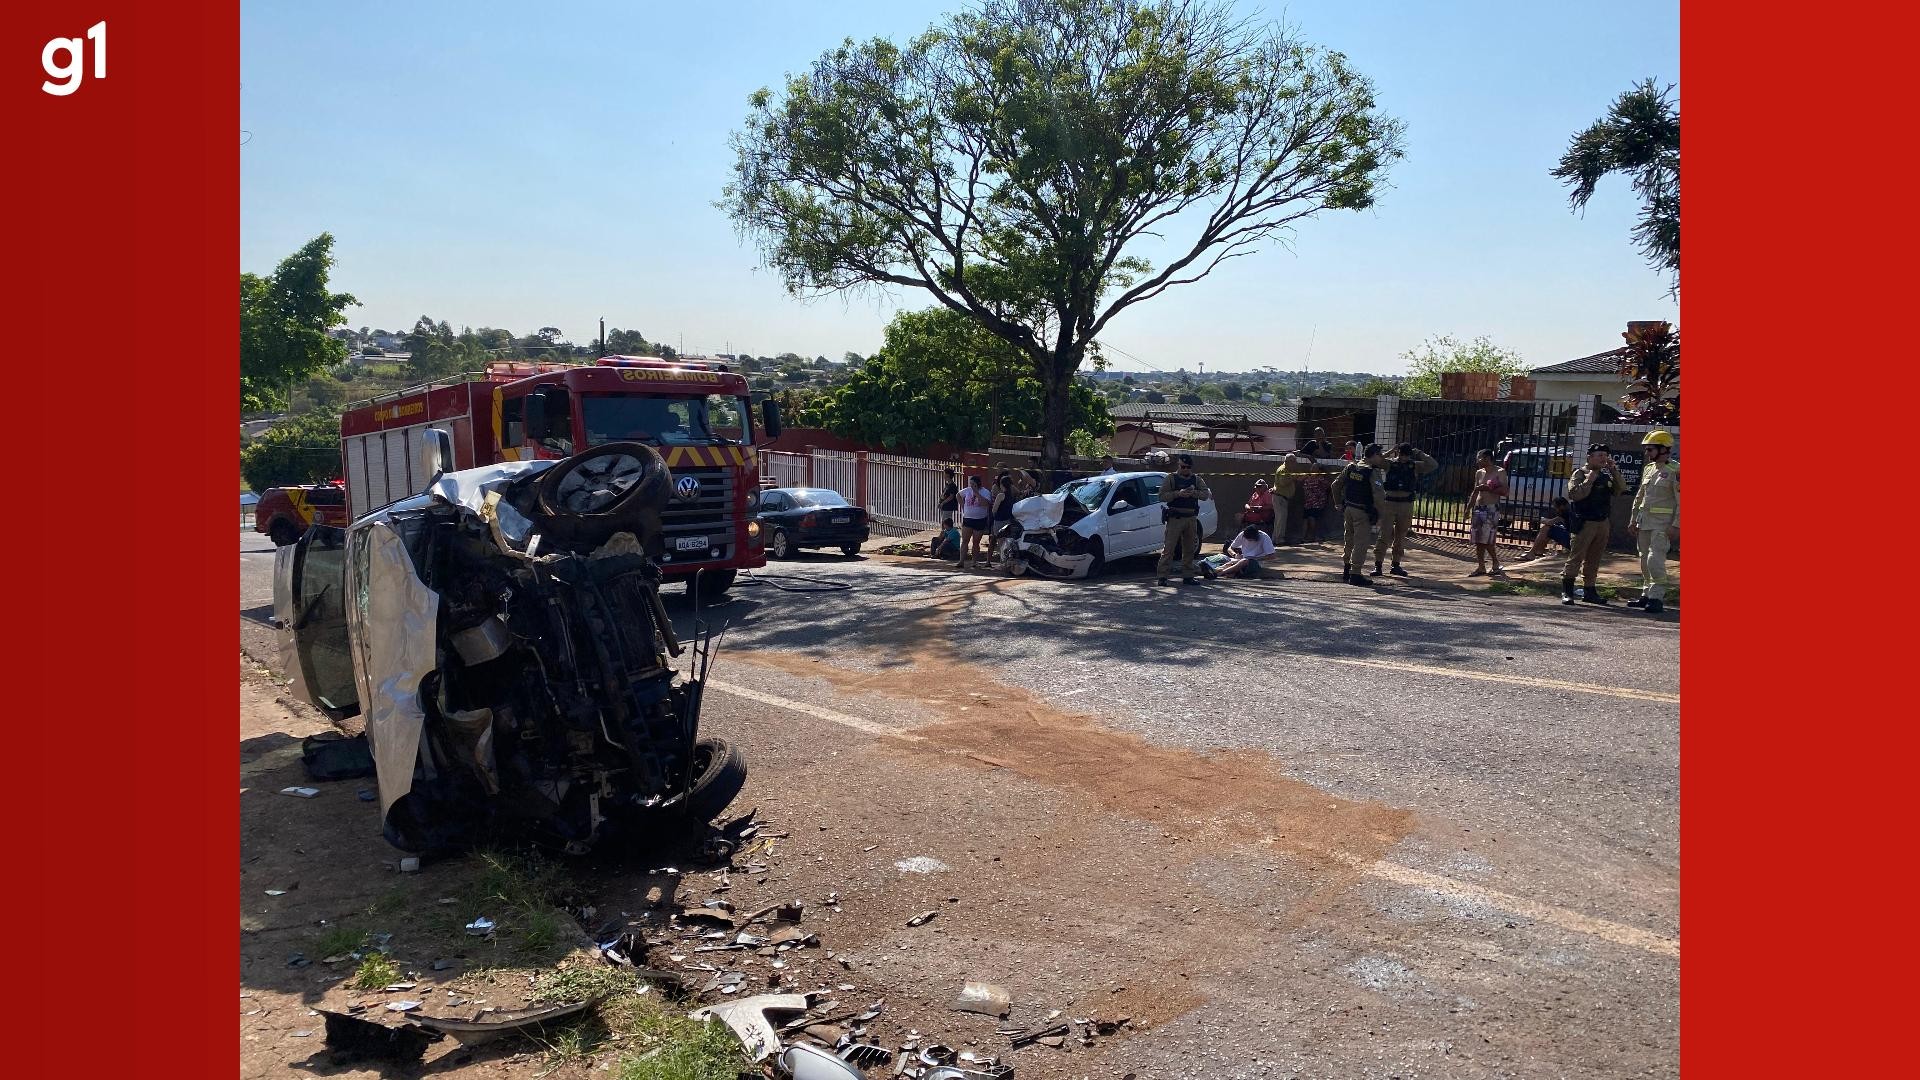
[613,1012,747,1080]
[314,925,368,959]
[529,962,640,1005]
[351,953,402,990]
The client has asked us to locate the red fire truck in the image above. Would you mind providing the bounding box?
[338,356,781,593]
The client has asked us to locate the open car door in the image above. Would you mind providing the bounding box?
[276,524,361,723]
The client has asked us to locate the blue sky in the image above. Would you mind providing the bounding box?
[239,1,1679,375]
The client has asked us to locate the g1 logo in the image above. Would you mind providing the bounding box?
[42,21,106,97]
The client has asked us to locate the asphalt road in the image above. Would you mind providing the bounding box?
[239,529,1678,1078]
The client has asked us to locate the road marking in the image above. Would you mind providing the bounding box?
[963,609,1678,704]
[706,678,922,741]
[710,672,1677,958]
[1352,856,1679,958]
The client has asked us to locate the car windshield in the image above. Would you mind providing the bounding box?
[581,394,753,447]
[1056,477,1113,512]
[1506,453,1554,478]
[787,489,849,508]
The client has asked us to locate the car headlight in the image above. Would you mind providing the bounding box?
[747,521,762,540]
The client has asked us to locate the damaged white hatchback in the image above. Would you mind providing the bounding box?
[994,471,1219,578]
[276,431,746,856]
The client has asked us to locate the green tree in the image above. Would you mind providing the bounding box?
[1397,335,1529,398]
[722,0,1403,468]
[240,407,343,492]
[1553,79,1679,292]
[813,307,1111,452]
[1221,382,1242,400]
[240,233,359,410]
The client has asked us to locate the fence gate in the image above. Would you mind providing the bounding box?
[1399,399,1579,547]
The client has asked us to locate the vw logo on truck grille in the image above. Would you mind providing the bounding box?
[674,476,702,501]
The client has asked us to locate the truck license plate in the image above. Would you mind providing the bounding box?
[831,515,850,524]
[675,536,709,551]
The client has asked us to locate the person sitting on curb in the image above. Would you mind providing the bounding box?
[1202,523,1280,579]
[1518,497,1573,561]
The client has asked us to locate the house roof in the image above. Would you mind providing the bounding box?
[1116,421,1264,443]
[1532,348,1627,376]
[1110,403,1298,424]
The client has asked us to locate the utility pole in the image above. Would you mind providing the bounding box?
[598,317,606,357]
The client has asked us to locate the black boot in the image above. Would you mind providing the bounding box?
[1644,598,1664,614]
[1342,561,1351,581]
[1390,563,1408,576]
[1370,560,1383,576]
[1581,584,1610,605]
[1560,578,1577,605]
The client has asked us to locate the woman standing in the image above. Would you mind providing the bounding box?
[1297,441,1331,544]
[955,475,994,569]
[1468,449,1510,578]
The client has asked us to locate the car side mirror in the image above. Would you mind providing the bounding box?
[419,427,453,489]
[762,399,784,440]
[1111,500,1132,513]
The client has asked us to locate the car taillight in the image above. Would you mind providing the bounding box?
[801,513,817,528]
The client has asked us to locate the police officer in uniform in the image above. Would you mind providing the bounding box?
[1561,443,1624,605]
[1627,429,1679,613]
[1372,442,1437,577]
[1155,454,1211,585]
[1331,443,1386,586]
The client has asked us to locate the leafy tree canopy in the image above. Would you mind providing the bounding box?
[240,233,359,410]
[813,307,1111,452]
[1553,78,1678,292]
[1397,335,1529,398]
[722,0,1403,465]
[240,407,343,493]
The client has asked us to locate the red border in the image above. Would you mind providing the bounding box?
[7,0,1912,1074]
[1684,0,1911,1074]
[12,2,236,1075]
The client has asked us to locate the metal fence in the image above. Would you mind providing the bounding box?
[1397,399,1579,546]
[809,449,860,499]
[760,450,809,489]
[865,452,949,528]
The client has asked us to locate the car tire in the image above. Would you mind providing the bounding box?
[531,441,672,546]
[268,518,301,546]
[683,737,748,823]
[690,568,736,597]
[1085,537,1105,579]
[770,529,793,559]
[840,543,861,557]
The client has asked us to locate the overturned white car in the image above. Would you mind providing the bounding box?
[994,471,1219,578]
[275,433,745,856]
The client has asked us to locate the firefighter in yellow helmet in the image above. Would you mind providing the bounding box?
[1628,430,1679,614]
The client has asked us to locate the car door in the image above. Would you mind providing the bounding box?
[280,524,361,722]
[1103,478,1161,558]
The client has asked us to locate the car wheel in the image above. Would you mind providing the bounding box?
[770,529,792,559]
[840,543,861,557]
[683,738,748,823]
[1085,537,1105,579]
[268,518,301,546]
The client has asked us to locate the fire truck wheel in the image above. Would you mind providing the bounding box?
[684,737,748,823]
[691,569,736,597]
[268,518,301,546]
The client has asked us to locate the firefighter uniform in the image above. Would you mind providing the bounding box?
[1331,454,1385,585]
[1630,433,1679,611]
[1561,458,1623,604]
[1373,448,1437,575]
[1155,467,1209,583]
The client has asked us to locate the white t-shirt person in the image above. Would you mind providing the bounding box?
[1229,529,1276,560]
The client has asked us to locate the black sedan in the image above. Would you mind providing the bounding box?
[755,487,871,558]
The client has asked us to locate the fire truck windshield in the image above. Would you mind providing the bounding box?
[581,394,753,448]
